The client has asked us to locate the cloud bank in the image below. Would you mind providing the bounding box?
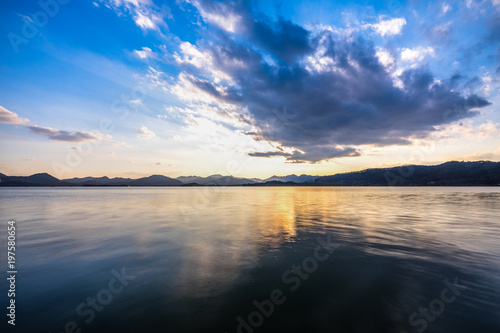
[166,1,491,163]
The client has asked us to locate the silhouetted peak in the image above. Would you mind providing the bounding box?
[29,173,58,180]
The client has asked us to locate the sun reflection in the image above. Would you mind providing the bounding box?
[253,188,298,243]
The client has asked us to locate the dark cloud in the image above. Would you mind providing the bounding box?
[486,12,500,42]
[486,12,500,66]
[248,151,289,158]
[185,1,491,163]
[27,125,101,142]
[247,17,312,62]
[449,73,465,87]
[464,76,482,90]
[194,0,312,62]
[249,146,360,163]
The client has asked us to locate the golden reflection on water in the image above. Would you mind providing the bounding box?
[171,188,302,298]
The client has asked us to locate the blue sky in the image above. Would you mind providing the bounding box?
[0,0,499,178]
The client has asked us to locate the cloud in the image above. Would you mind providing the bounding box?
[137,126,156,138]
[135,12,156,30]
[442,2,451,14]
[376,48,396,69]
[246,17,312,62]
[0,106,29,124]
[478,121,500,137]
[173,42,233,83]
[249,146,360,163]
[134,47,156,59]
[401,47,435,63]
[167,2,491,163]
[189,0,242,33]
[460,146,500,161]
[424,21,453,45]
[191,0,312,62]
[432,121,500,140]
[27,125,105,142]
[100,0,171,31]
[370,17,407,36]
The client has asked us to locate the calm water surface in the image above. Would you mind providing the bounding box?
[0,187,499,333]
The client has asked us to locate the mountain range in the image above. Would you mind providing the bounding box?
[312,161,500,186]
[0,161,499,187]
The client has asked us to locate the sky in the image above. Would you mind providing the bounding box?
[0,0,499,179]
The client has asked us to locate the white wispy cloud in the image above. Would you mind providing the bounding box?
[137,126,156,139]
[370,17,407,36]
[0,106,29,124]
[188,0,241,33]
[170,72,228,104]
[174,42,234,83]
[442,2,451,14]
[101,0,171,32]
[375,48,396,69]
[433,121,500,140]
[134,47,156,59]
[401,47,435,63]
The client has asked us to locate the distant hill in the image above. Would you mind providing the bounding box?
[1,161,499,186]
[246,180,303,186]
[176,175,202,184]
[65,176,134,186]
[65,176,112,185]
[265,174,318,183]
[0,173,69,186]
[65,175,182,186]
[314,161,500,186]
[176,174,258,185]
[129,175,182,186]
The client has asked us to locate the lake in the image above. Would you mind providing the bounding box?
[1,187,499,333]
